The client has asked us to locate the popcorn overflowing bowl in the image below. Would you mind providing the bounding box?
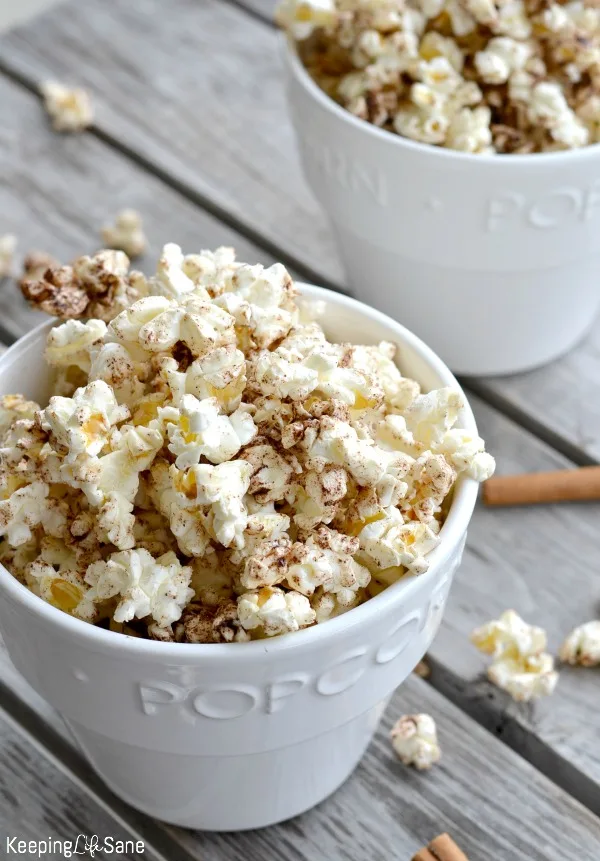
[280,2,600,375]
[0,246,486,830]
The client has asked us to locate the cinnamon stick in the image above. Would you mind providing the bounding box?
[412,832,469,861]
[483,465,600,507]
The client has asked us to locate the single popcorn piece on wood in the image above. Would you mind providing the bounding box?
[390,713,441,770]
[471,609,558,701]
[470,609,547,660]
[487,653,559,702]
[40,81,93,132]
[559,621,600,667]
[0,235,16,278]
[101,209,147,259]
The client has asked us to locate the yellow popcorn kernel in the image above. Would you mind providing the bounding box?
[132,393,165,426]
[257,586,275,607]
[353,392,379,410]
[81,414,107,445]
[235,325,253,353]
[207,375,245,407]
[1,475,28,499]
[50,578,83,612]
[347,510,386,537]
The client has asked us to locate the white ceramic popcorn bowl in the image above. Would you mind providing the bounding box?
[283,39,600,376]
[0,285,479,831]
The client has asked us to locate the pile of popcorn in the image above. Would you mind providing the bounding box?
[277,0,600,153]
[0,243,494,643]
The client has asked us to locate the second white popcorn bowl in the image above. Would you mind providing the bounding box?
[283,41,600,376]
[0,285,479,830]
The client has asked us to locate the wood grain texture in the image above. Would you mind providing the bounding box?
[434,398,600,812]
[0,706,162,860]
[0,73,280,342]
[2,0,599,463]
[0,0,344,288]
[166,675,600,861]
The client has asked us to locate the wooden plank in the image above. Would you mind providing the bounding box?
[165,675,600,861]
[432,396,600,812]
[0,73,280,342]
[2,0,600,464]
[0,705,164,861]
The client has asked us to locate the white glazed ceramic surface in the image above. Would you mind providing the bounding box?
[0,286,477,830]
[283,40,600,376]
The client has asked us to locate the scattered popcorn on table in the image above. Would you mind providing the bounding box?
[0,243,494,641]
[40,81,94,133]
[0,235,16,278]
[390,713,441,769]
[471,609,558,701]
[277,0,600,153]
[101,209,147,259]
[559,620,600,667]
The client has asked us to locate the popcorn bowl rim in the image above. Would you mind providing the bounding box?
[282,33,600,166]
[0,282,479,658]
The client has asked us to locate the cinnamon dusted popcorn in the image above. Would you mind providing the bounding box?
[390,713,441,769]
[0,242,494,641]
[20,251,60,285]
[101,209,147,259]
[471,609,559,701]
[40,81,93,133]
[278,0,600,152]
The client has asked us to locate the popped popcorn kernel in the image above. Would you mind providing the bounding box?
[238,586,316,636]
[40,81,93,133]
[471,609,558,700]
[3,242,492,641]
[102,209,147,259]
[390,713,441,769]
[559,620,600,667]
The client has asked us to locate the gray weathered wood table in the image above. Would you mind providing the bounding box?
[0,1,599,858]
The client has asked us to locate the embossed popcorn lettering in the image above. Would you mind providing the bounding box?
[529,188,583,229]
[266,674,309,714]
[486,192,526,232]
[192,687,258,720]
[302,134,387,206]
[316,648,367,696]
[135,549,466,720]
[486,182,600,232]
[139,681,186,716]
[376,612,421,664]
